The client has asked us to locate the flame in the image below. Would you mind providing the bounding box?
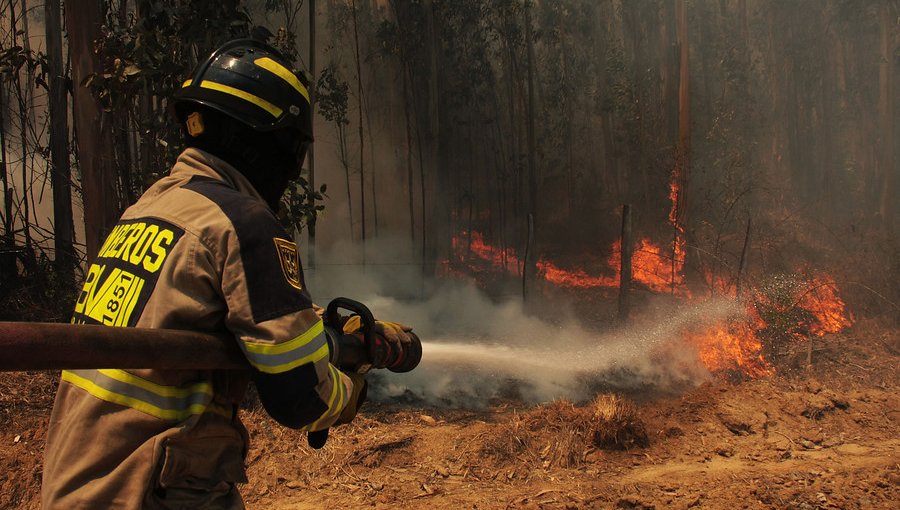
[796,275,854,336]
[687,320,773,378]
[450,230,853,380]
[452,231,520,270]
[631,238,687,293]
[536,259,618,288]
[452,155,853,379]
[453,223,688,294]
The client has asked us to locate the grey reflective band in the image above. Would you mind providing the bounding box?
[241,322,329,374]
[61,369,224,421]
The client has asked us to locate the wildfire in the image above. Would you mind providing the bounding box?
[452,231,520,277]
[796,275,854,337]
[450,230,854,380]
[687,320,773,378]
[631,238,687,293]
[536,260,618,288]
[453,230,687,293]
[449,157,853,380]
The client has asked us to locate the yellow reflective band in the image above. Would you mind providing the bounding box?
[61,370,224,421]
[247,342,329,374]
[182,79,192,88]
[304,365,345,432]
[97,369,213,399]
[329,365,347,417]
[199,80,282,118]
[244,321,324,356]
[254,57,310,103]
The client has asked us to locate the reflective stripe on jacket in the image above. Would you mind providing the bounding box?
[42,148,351,510]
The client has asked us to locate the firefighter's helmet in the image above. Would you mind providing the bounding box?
[172,39,312,166]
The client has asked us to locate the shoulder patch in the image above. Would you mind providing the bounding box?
[73,218,185,327]
[182,176,312,323]
[274,238,302,290]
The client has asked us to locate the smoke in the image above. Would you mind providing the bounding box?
[305,236,745,408]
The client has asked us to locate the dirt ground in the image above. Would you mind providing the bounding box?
[1,319,897,510]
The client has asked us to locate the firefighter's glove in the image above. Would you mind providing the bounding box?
[307,372,367,449]
[336,371,367,426]
[342,315,414,346]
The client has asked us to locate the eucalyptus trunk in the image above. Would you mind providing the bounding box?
[45,0,76,280]
[307,0,317,268]
[67,0,122,259]
[350,0,367,264]
[878,1,896,231]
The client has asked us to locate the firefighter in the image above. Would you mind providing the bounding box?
[42,39,412,509]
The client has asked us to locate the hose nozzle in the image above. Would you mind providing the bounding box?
[323,297,422,374]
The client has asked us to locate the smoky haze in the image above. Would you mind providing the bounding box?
[306,237,742,408]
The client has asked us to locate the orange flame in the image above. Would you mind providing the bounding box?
[631,238,687,293]
[687,320,773,378]
[797,275,854,337]
[450,230,854,380]
[536,260,618,288]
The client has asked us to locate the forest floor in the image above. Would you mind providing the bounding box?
[1,319,897,510]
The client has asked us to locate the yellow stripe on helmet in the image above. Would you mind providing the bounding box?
[253,57,310,104]
[182,79,192,88]
[199,80,283,118]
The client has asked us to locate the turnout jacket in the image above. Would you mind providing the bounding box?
[42,148,352,509]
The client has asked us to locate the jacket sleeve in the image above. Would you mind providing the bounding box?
[244,309,354,431]
[214,200,352,430]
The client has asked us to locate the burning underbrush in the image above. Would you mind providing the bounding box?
[448,229,856,385]
[481,394,648,469]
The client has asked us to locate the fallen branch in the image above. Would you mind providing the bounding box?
[772,431,796,447]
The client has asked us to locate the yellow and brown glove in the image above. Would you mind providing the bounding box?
[342,315,414,346]
[307,371,367,449]
[336,372,367,425]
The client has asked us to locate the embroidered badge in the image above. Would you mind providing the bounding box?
[273,238,302,290]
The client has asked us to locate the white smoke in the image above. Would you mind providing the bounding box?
[305,236,744,408]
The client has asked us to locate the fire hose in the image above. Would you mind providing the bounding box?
[0,297,422,375]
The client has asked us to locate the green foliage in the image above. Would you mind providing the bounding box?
[83,0,324,230]
[279,178,327,234]
[0,45,47,87]
[316,66,349,125]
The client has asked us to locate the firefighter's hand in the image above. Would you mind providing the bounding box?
[307,372,366,449]
[335,372,367,425]
[342,316,414,345]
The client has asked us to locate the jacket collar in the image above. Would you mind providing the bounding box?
[171,148,267,205]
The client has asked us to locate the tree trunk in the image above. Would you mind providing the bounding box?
[67,0,120,260]
[10,0,32,250]
[671,0,690,290]
[524,1,538,294]
[338,123,353,241]
[45,0,75,281]
[350,0,366,265]
[675,0,690,228]
[878,2,896,231]
[0,77,11,245]
[401,54,415,244]
[422,0,442,276]
[618,204,633,322]
[307,0,317,269]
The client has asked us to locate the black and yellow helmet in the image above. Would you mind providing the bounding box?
[172,39,312,163]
